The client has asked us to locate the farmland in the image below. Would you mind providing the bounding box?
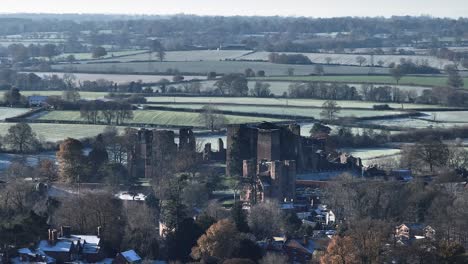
[421,111,468,123]
[341,147,402,166]
[92,50,253,62]
[56,50,148,61]
[88,49,459,70]
[51,61,390,75]
[238,51,460,70]
[145,96,448,110]
[0,122,124,142]
[0,107,31,120]
[361,117,468,129]
[148,103,404,119]
[27,72,205,84]
[254,75,468,89]
[19,91,109,100]
[36,110,283,127]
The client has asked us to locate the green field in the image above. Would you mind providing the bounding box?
[28,72,205,84]
[21,91,109,100]
[37,110,283,127]
[0,107,31,120]
[254,75,468,88]
[51,61,389,75]
[145,96,448,110]
[0,122,124,142]
[148,103,403,119]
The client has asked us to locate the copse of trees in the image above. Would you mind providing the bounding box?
[91,46,107,58]
[3,87,27,106]
[214,74,248,96]
[268,52,312,65]
[80,100,133,125]
[288,82,360,101]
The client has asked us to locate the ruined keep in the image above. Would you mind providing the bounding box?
[127,127,226,178]
[127,128,195,178]
[226,122,362,202]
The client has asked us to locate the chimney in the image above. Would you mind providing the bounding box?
[48,229,53,241]
[61,226,71,238]
[49,229,58,244]
[97,226,102,238]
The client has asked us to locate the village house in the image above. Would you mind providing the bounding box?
[395,223,436,244]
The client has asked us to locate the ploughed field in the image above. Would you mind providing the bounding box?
[35,110,283,127]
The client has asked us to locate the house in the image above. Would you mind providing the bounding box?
[31,227,104,264]
[395,224,436,244]
[28,95,49,106]
[313,205,336,226]
[115,250,142,264]
[12,247,56,264]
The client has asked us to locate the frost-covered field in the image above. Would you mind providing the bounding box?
[238,51,459,69]
[28,72,204,84]
[93,50,252,62]
[0,108,31,120]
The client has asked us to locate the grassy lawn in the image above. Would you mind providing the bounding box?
[37,110,283,127]
[254,75,468,89]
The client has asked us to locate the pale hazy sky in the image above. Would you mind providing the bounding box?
[1,0,467,18]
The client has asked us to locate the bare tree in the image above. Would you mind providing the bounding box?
[4,123,39,153]
[356,56,367,66]
[198,105,227,131]
[320,100,341,121]
[248,200,282,239]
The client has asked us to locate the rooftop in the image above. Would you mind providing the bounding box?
[121,250,142,262]
[38,240,73,253]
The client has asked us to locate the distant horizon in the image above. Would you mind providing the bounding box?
[1,0,467,19]
[0,12,465,20]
